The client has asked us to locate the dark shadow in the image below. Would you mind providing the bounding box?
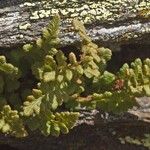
[0,144,18,150]
[107,43,150,73]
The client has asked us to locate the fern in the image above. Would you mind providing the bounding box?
[23,15,60,61]
[118,58,150,96]
[25,112,79,137]
[0,105,27,137]
[76,58,150,113]
[17,16,150,135]
[0,55,21,109]
[0,15,149,137]
[21,16,82,136]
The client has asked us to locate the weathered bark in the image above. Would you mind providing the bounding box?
[0,0,150,49]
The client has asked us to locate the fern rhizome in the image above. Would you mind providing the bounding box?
[0,15,149,137]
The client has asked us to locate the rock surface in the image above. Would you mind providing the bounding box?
[0,105,150,150]
[0,0,149,49]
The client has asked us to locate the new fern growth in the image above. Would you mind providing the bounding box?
[0,15,149,137]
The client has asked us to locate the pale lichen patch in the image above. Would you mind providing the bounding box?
[19,0,149,24]
[19,23,31,30]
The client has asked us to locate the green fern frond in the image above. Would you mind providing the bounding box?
[77,58,150,113]
[0,55,21,109]
[0,105,27,137]
[91,91,136,113]
[23,89,44,116]
[23,15,60,54]
[25,111,79,137]
[73,19,112,80]
[0,56,19,75]
[44,15,60,40]
[118,58,150,96]
[23,51,85,117]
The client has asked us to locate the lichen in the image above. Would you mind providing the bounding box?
[19,23,31,30]
[119,134,150,149]
[19,0,150,24]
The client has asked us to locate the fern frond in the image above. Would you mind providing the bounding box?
[118,58,150,96]
[23,89,44,116]
[0,56,19,75]
[25,111,79,137]
[0,105,27,137]
[76,58,150,113]
[0,55,21,109]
